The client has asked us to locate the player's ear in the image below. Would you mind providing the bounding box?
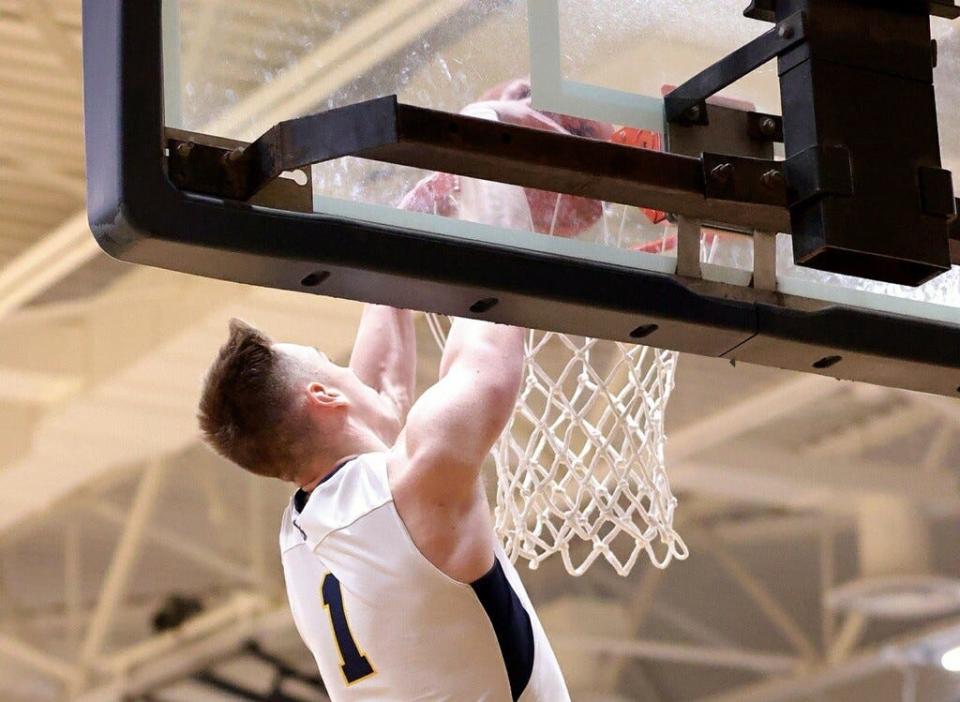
[306,382,346,409]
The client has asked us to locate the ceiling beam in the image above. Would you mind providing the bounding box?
[827,612,868,663]
[75,595,282,702]
[0,167,83,198]
[86,500,255,585]
[64,523,82,657]
[0,82,82,115]
[668,375,843,463]
[0,61,82,92]
[670,445,960,515]
[689,524,819,662]
[75,460,167,687]
[0,365,81,404]
[0,130,81,160]
[697,616,960,702]
[0,211,99,322]
[0,287,362,538]
[0,108,84,137]
[556,635,801,674]
[650,603,737,649]
[20,0,82,73]
[0,633,78,683]
[805,404,937,458]
[0,206,74,229]
[0,157,86,200]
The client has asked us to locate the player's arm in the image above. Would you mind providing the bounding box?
[397,318,525,502]
[348,305,417,422]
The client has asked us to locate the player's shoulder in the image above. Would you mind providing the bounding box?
[386,416,486,507]
[281,453,394,552]
[383,433,452,499]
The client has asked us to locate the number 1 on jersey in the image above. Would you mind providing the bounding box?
[322,573,376,685]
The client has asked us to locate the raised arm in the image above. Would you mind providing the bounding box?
[348,305,417,422]
[396,318,525,502]
[387,318,525,580]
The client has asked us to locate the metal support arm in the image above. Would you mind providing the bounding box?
[745,0,960,21]
[951,198,960,236]
[169,97,791,234]
[170,98,959,268]
[664,12,806,124]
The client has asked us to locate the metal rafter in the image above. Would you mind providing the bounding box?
[805,404,937,458]
[667,375,843,462]
[74,460,168,690]
[0,633,77,683]
[0,155,86,199]
[670,446,960,515]
[689,525,819,662]
[86,501,256,586]
[697,615,960,702]
[75,596,282,702]
[557,636,801,675]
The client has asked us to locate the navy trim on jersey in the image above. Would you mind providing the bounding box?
[294,455,359,514]
[293,489,309,514]
[470,557,535,701]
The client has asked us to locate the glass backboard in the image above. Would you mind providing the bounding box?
[161,0,959,323]
[82,0,960,396]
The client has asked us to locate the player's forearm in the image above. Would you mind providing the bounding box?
[349,305,417,416]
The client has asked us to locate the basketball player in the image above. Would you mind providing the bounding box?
[200,308,564,700]
[400,78,617,236]
[196,85,622,700]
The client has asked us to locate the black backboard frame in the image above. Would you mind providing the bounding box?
[82,0,960,397]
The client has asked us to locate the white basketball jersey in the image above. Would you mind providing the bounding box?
[279,453,570,702]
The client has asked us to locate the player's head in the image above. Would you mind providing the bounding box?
[198,320,396,484]
[478,78,616,237]
[479,77,616,142]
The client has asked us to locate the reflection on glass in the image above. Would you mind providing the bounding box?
[164,0,960,317]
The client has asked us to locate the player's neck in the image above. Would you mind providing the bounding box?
[298,427,387,491]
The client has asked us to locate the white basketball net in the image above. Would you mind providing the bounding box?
[427,318,688,577]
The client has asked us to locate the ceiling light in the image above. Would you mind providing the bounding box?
[941,646,960,672]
